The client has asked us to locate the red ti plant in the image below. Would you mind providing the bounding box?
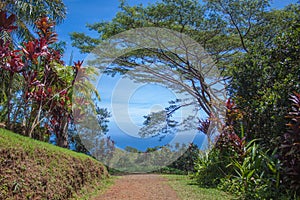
[19,16,68,143]
[0,10,85,147]
[0,11,17,32]
[22,17,86,147]
[198,118,210,135]
[198,116,213,148]
[215,99,246,159]
[0,11,24,129]
[197,98,245,156]
[280,92,300,195]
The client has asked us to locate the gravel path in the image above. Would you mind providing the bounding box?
[93,174,179,200]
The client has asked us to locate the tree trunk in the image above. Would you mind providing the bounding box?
[56,114,69,148]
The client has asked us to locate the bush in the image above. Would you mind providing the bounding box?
[193,99,243,187]
[154,167,186,175]
[168,143,199,173]
[280,92,300,197]
[218,141,281,199]
[193,149,226,187]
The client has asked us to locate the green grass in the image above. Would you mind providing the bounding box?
[163,175,235,200]
[0,128,89,159]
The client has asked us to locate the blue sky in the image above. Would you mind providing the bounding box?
[57,0,299,151]
[56,0,158,63]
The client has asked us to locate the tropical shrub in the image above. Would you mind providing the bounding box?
[193,148,225,187]
[193,98,286,199]
[193,99,244,187]
[219,140,281,199]
[0,10,98,147]
[0,11,69,146]
[280,92,300,197]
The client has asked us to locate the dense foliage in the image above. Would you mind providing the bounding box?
[194,21,300,197]
[228,12,300,148]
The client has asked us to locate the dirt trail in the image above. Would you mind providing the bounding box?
[94,174,179,200]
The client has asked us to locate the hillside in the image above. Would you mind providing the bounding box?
[0,128,109,199]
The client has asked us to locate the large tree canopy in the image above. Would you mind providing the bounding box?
[70,0,296,61]
[70,0,299,140]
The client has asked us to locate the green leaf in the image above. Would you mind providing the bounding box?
[247,169,255,180]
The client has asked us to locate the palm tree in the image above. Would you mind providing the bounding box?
[0,0,66,40]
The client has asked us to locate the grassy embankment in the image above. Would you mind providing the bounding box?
[0,128,112,200]
[163,174,235,200]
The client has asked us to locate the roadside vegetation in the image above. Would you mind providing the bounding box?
[163,175,234,200]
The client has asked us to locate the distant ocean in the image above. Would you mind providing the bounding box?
[107,129,206,152]
[50,122,206,153]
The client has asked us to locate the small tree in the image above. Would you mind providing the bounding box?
[0,11,99,148]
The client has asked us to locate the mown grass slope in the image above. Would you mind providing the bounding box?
[0,128,109,200]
